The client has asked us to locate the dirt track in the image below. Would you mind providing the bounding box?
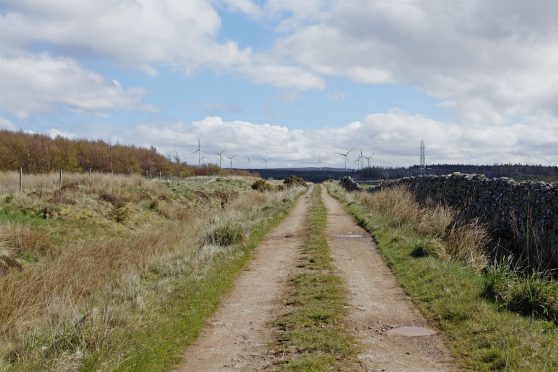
[322,185,453,371]
[179,185,454,371]
[177,189,311,371]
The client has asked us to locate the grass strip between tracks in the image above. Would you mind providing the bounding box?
[273,185,357,371]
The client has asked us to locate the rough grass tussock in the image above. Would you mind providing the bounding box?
[355,185,488,269]
[205,223,245,246]
[484,262,558,322]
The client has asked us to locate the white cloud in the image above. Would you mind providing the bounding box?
[0,116,16,130]
[47,128,74,139]
[0,54,148,117]
[0,0,324,90]
[216,0,263,18]
[128,113,558,168]
[269,0,558,123]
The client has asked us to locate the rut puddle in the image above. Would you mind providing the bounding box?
[388,326,438,337]
[332,233,364,239]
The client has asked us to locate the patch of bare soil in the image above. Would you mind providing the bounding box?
[322,185,454,371]
[177,189,311,371]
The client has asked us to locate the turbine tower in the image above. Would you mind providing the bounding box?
[215,148,227,168]
[364,153,374,168]
[336,148,353,174]
[225,154,237,169]
[354,157,361,170]
[263,157,270,169]
[356,148,364,170]
[318,155,322,170]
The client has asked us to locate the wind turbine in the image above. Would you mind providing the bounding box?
[356,148,365,170]
[191,139,201,166]
[214,148,227,168]
[262,157,270,169]
[318,155,322,170]
[225,154,237,169]
[336,148,353,174]
[246,156,251,168]
[354,157,361,171]
[363,153,375,168]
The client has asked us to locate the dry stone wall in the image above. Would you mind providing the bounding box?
[375,173,558,267]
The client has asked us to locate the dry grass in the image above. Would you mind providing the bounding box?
[1,171,153,194]
[344,185,488,270]
[0,222,54,256]
[0,172,301,369]
[444,220,489,269]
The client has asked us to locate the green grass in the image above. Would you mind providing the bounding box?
[274,185,357,371]
[327,183,558,370]
[484,263,558,322]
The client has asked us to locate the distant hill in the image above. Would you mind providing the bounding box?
[251,168,353,182]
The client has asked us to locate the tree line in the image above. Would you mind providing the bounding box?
[0,130,246,176]
[356,164,558,180]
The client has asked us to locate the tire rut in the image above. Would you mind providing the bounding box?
[321,185,454,371]
[177,189,311,371]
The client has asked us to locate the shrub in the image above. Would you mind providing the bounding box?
[110,202,129,224]
[251,179,273,192]
[283,175,307,188]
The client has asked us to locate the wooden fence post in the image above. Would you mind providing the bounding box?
[59,169,63,189]
[19,166,23,193]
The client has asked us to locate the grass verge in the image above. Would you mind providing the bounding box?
[0,175,304,370]
[327,182,558,371]
[273,185,357,370]
[82,193,299,371]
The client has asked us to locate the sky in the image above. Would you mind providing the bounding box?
[0,0,557,169]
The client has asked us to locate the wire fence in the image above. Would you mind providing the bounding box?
[0,167,254,194]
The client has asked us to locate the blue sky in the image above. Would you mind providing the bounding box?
[0,1,557,168]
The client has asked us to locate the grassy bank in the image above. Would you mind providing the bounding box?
[0,173,304,370]
[273,185,357,370]
[327,182,558,370]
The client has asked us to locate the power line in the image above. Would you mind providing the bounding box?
[420,140,426,175]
